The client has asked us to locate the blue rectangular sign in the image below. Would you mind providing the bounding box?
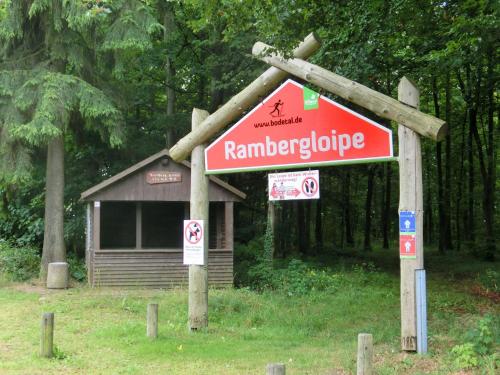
[400,211,416,234]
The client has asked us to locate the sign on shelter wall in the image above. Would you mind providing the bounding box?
[205,79,393,174]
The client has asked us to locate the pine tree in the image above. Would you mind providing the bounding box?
[0,0,161,279]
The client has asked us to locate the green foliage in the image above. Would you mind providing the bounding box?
[451,314,499,371]
[477,269,499,293]
[247,257,340,296]
[0,240,40,281]
[67,252,86,282]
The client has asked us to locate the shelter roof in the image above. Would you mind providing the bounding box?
[80,149,246,202]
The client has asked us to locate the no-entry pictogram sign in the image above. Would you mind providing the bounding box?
[205,79,393,174]
[269,170,320,201]
[183,220,204,265]
[302,176,318,197]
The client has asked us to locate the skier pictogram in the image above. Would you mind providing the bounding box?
[269,99,284,117]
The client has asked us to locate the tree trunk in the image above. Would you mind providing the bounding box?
[381,163,392,249]
[455,110,467,251]
[444,73,453,250]
[343,169,354,246]
[266,201,276,260]
[424,157,433,245]
[432,77,445,252]
[483,45,496,259]
[297,202,306,254]
[363,166,375,251]
[305,200,312,254]
[164,4,176,147]
[40,135,66,280]
[315,198,323,253]
[467,108,475,242]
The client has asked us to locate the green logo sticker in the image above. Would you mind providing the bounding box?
[303,86,319,110]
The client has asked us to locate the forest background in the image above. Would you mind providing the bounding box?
[0,0,497,282]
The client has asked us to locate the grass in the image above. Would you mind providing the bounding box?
[0,249,498,374]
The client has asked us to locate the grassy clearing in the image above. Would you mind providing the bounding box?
[0,250,498,374]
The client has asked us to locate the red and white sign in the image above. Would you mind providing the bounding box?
[400,234,416,259]
[183,220,204,265]
[268,170,320,201]
[205,79,393,174]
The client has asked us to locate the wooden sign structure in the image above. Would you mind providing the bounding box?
[185,33,322,331]
[173,33,445,350]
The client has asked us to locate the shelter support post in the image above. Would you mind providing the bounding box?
[92,201,100,252]
[85,203,94,284]
[135,202,142,249]
[189,108,210,330]
[398,77,424,351]
[224,202,234,250]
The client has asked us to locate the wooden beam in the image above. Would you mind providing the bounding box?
[398,77,424,351]
[189,108,210,330]
[169,33,322,161]
[252,42,447,142]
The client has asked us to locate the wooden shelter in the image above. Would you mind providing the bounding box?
[80,149,245,288]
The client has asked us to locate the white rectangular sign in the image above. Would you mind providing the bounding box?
[183,220,205,265]
[268,170,320,201]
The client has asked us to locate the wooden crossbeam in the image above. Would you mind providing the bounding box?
[252,42,446,141]
[169,33,322,161]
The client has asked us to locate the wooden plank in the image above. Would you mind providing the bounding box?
[96,249,232,256]
[252,43,446,141]
[169,33,321,161]
[398,77,424,351]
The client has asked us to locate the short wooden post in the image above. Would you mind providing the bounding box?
[398,77,423,351]
[357,333,373,375]
[188,108,210,330]
[266,363,285,375]
[147,303,158,339]
[40,313,54,358]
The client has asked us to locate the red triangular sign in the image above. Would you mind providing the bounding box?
[205,79,393,174]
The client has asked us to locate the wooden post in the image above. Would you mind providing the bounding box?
[40,313,54,358]
[224,202,234,250]
[136,202,142,249]
[398,77,424,351]
[189,108,210,330]
[357,333,373,375]
[85,203,94,284]
[266,363,285,375]
[252,42,446,142]
[93,201,100,251]
[147,303,158,339]
[169,33,321,161]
